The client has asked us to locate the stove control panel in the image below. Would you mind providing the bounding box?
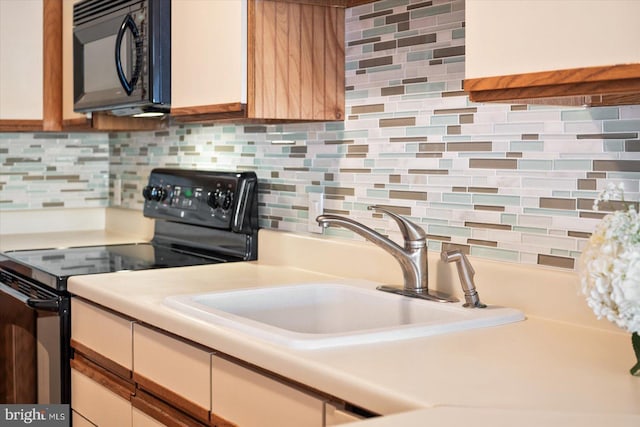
[142,169,258,233]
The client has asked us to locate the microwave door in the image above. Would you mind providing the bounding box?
[73,12,142,112]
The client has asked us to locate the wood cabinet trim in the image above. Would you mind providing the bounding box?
[464,63,640,91]
[132,389,234,427]
[71,338,132,381]
[170,103,245,116]
[90,112,167,131]
[0,120,44,132]
[43,0,62,131]
[70,354,135,401]
[464,64,640,105]
[62,117,92,131]
[134,372,210,424]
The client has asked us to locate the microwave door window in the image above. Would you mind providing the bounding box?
[84,35,122,93]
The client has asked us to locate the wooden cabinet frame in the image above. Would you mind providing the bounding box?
[464,64,640,107]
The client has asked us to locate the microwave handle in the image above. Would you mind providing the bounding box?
[115,14,142,96]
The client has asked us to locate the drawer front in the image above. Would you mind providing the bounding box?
[325,404,363,426]
[211,355,324,427]
[71,298,134,370]
[71,368,132,427]
[132,407,165,427]
[133,324,211,417]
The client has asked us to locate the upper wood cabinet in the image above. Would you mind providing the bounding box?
[0,0,62,131]
[464,0,640,106]
[171,0,345,123]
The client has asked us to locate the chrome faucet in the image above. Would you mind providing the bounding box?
[441,249,486,308]
[316,205,457,303]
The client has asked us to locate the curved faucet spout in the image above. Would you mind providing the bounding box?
[317,212,428,293]
[317,214,405,254]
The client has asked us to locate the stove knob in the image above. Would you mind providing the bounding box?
[222,190,234,210]
[207,189,221,209]
[143,185,166,202]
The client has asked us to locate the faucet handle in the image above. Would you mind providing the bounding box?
[367,205,426,245]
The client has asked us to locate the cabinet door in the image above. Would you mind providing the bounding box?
[72,410,97,427]
[133,324,212,423]
[464,0,640,105]
[71,298,134,375]
[171,0,246,111]
[0,0,43,121]
[132,390,214,427]
[466,0,640,78]
[325,403,363,426]
[132,407,165,427]
[71,361,133,427]
[211,355,324,427]
[0,0,63,131]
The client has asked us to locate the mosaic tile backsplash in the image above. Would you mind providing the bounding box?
[2,0,640,270]
[0,132,109,209]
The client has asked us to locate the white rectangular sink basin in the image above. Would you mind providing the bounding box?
[163,283,524,349]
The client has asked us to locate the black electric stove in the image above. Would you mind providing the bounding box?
[0,168,259,404]
[1,168,259,291]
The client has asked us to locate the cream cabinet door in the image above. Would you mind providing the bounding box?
[133,324,212,421]
[171,0,246,109]
[72,410,96,427]
[325,403,363,426]
[71,298,134,371]
[71,368,132,427]
[0,0,43,120]
[132,407,165,427]
[466,0,640,79]
[211,355,324,427]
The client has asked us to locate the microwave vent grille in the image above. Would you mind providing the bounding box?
[74,0,142,26]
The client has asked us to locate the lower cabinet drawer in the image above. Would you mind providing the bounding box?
[132,407,165,427]
[71,367,132,427]
[71,298,134,372]
[131,389,214,427]
[325,404,364,426]
[72,410,96,427]
[211,355,324,427]
[133,324,212,422]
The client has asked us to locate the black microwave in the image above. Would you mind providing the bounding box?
[73,0,170,117]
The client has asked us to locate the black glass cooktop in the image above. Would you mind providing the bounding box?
[1,243,230,290]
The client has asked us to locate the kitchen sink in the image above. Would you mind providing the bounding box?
[163,283,525,349]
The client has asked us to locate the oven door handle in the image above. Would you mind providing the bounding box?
[27,297,60,312]
[0,282,60,312]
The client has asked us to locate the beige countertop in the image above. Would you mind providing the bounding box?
[0,229,143,252]
[66,261,640,421]
[3,215,639,425]
[0,207,153,252]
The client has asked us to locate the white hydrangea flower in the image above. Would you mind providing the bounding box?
[579,185,640,334]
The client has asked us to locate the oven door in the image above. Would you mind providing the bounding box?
[0,277,70,404]
[73,1,146,113]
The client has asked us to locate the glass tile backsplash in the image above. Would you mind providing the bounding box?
[1,0,639,270]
